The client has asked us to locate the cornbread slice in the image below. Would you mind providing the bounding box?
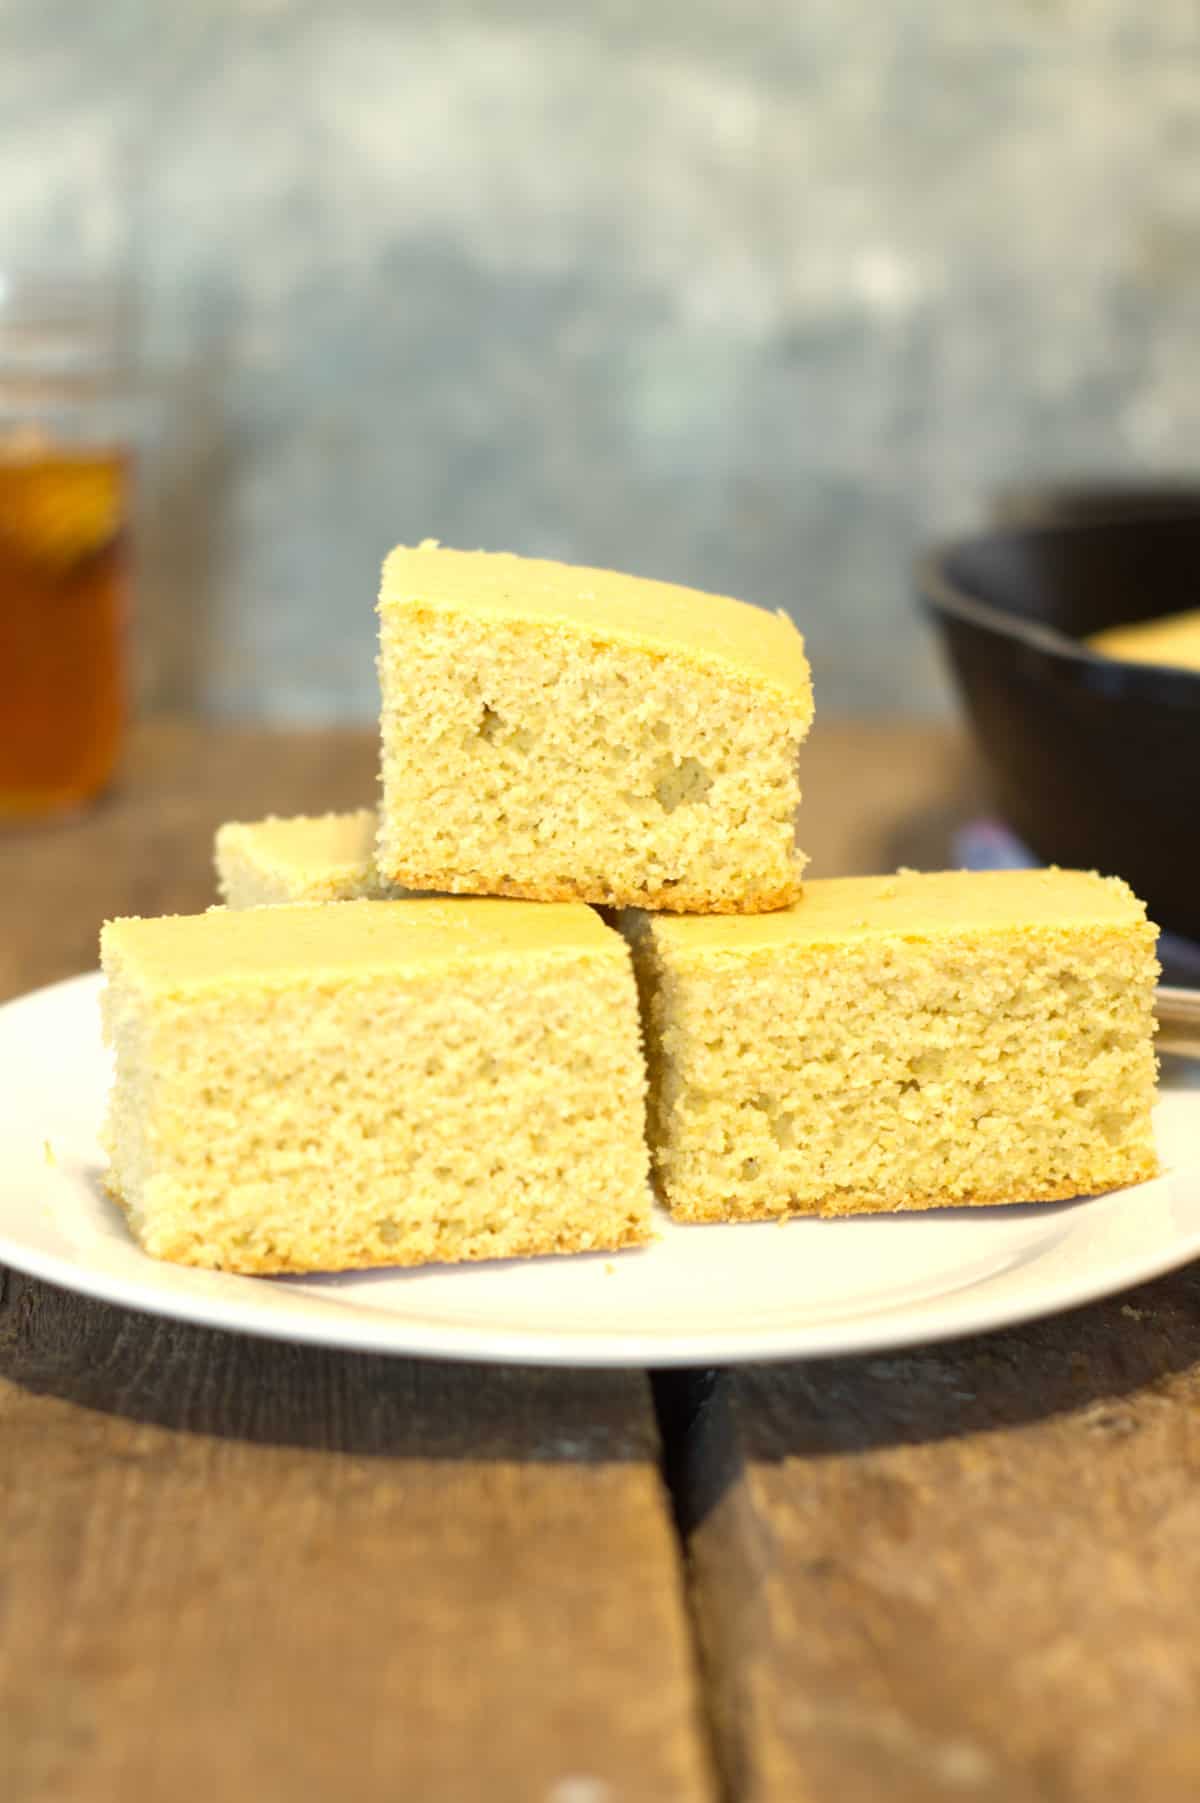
[623,868,1159,1221]
[100,898,650,1273]
[376,541,813,912]
[215,810,400,906]
[1088,608,1200,674]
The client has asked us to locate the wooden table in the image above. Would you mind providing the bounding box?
[3,718,1198,1803]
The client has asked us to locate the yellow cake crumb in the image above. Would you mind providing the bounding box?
[100,897,651,1274]
[622,868,1159,1222]
[375,543,813,912]
[214,810,404,906]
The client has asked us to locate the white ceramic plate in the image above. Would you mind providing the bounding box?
[3,971,1198,1367]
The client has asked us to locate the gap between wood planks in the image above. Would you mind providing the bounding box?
[652,1369,737,1803]
[649,1271,1200,1803]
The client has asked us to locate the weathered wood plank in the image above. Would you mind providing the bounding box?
[681,1275,1200,1802]
[0,1273,712,1803]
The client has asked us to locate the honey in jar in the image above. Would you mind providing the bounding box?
[0,439,129,816]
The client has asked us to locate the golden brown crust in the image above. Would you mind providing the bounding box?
[377,862,803,915]
[104,1177,650,1275]
[666,1155,1162,1223]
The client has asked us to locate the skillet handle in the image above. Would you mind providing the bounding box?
[1157,985,1200,1058]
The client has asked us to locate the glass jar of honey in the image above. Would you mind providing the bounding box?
[0,273,136,819]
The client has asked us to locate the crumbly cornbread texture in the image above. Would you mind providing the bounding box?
[215,810,400,906]
[376,542,814,913]
[623,868,1159,1221]
[100,898,651,1273]
[1088,608,1200,675]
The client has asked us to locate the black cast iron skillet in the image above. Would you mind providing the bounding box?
[919,506,1200,941]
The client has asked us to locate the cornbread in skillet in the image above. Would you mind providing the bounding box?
[100,898,650,1273]
[215,810,398,906]
[1088,608,1200,675]
[376,541,813,912]
[623,868,1159,1221]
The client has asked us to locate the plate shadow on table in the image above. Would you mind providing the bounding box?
[0,1259,660,1466]
[661,1258,1200,1533]
[18,1165,1200,1494]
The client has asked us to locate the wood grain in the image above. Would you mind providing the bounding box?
[0,1274,711,1803]
[682,1274,1200,1803]
[0,719,730,1803]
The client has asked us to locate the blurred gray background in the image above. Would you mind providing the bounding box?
[5,0,1199,720]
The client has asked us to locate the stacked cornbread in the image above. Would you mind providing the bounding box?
[103,543,1159,1276]
[215,810,395,906]
[375,541,813,911]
